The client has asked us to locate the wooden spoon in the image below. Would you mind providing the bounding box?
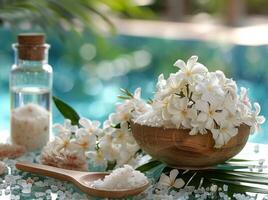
[16,162,149,199]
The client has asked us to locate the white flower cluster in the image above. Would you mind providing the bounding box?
[41,88,149,170]
[41,55,266,169]
[135,56,265,148]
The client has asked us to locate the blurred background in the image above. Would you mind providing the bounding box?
[0,0,267,143]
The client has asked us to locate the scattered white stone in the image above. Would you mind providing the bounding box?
[91,165,148,190]
[51,184,58,192]
[21,183,32,194]
[35,181,45,187]
[223,184,228,192]
[4,188,11,195]
[35,192,46,198]
[210,184,218,192]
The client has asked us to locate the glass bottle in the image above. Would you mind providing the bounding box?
[10,33,53,151]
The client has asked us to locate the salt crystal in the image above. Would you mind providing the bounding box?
[21,187,31,194]
[51,184,58,192]
[210,184,218,192]
[11,103,50,151]
[10,194,20,200]
[223,184,228,192]
[57,190,64,196]
[21,183,32,194]
[5,188,11,195]
[35,192,45,198]
[45,189,52,194]
[35,181,45,187]
[91,164,148,190]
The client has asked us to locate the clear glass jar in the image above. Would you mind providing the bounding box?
[10,34,53,151]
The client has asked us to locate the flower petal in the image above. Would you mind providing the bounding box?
[173,178,185,189]
[169,169,179,183]
[191,63,208,74]
[256,116,265,124]
[158,173,171,186]
[186,55,198,69]
[254,102,261,115]
[174,59,186,70]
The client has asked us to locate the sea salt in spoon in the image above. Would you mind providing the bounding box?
[16,162,149,198]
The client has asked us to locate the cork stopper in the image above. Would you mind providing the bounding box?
[17,33,47,61]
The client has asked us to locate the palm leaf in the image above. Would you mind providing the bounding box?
[0,0,153,35]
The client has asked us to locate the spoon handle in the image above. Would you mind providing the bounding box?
[16,162,79,182]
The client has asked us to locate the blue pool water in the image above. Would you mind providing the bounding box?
[0,29,267,144]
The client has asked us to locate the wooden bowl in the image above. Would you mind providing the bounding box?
[131,122,250,168]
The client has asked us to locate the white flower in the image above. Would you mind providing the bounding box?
[73,128,96,151]
[41,140,87,171]
[54,134,72,152]
[189,120,207,135]
[98,128,114,150]
[79,118,103,136]
[112,122,134,145]
[110,88,146,124]
[195,100,227,129]
[167,96,196,128]
[158,73,185,100]
[211,121,238,148]
[98,128,120,161]
[86,149,107,167]
[239,87,252,109]
[174,55,208,83]
[214,70,237,97]
[53,119,78,136]
[223,93,237,115]
[158,169,185,189]
[195,73,225,105]
[246,103,266,134]
[156,73,167,92]
[116,143,139,166]
[153,96,172,122]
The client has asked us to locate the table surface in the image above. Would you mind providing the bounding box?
[0,129,268,199]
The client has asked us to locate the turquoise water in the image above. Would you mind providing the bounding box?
[0,30,267,144]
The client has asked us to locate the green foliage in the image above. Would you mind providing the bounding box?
[53,96,80,125]
[117,88,134,100]
[137,158,268,195]
[136,160,164,173]
[0,0,153,35]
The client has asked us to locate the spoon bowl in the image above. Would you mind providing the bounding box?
[16,162,149,199]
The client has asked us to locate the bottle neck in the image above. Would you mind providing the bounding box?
[12,43,50,67]
[16,59,48,67]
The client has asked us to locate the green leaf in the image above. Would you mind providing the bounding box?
[136,160,163,173]
[53,96,80,125]
[120,88,134,98]
[117,95,132,100]
[105,160,117,171]
[227,158,255,162]
[111,123,121,129]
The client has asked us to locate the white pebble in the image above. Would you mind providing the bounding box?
[51,185,58,192]
[5,188,11,195]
